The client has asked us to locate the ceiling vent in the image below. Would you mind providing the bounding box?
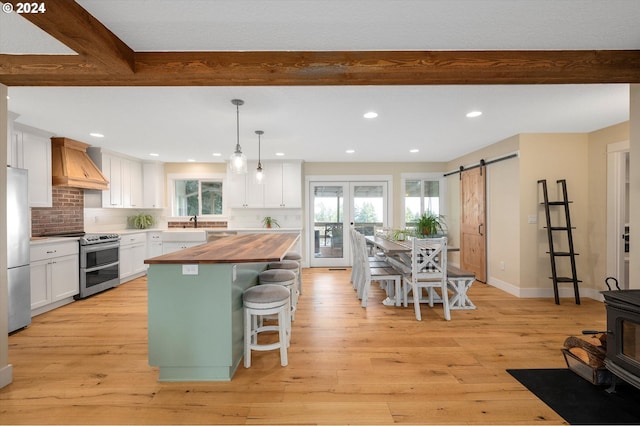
[51,137,109,191]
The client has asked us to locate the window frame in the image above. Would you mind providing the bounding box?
[167,173,227,219]
[400,172,447,228]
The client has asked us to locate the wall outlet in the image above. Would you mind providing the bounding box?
[528,215,537,224]
[500,261,505,271]
[182,264,198,275]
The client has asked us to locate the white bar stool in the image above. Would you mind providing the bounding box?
[283,252,303,294]
[259,268,298,321]
[243,284,291,368]
[269,259,301,298]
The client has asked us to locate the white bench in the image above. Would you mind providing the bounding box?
[446,265,476,310]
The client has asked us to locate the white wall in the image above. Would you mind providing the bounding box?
[1,83,12,389]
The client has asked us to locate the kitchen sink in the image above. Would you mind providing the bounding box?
[161,229,207,242]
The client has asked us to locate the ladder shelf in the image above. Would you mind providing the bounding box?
[538,179,581,305]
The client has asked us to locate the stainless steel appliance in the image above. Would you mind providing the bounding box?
[77,233,120,299]
[7,167,31,333]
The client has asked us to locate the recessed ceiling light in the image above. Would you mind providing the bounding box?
[90,132,104,138]
[466,111,482,118]
[149,153,159,157]
[410,149,419,153]
[187,159,196,162]
[346,149,355,154]
[363,111,378,119]
[275,152,285,156]
[212,152,222,157]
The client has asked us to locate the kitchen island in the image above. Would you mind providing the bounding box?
[144,232,300,381]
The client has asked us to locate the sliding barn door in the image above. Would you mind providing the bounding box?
[460,166,487,282]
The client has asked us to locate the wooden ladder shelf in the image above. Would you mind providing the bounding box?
[538,179,581,305]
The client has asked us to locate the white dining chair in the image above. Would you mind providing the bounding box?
[355,231,402,307]
[402,237,450,321]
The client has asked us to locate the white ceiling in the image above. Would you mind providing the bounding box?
[3,0,639,163]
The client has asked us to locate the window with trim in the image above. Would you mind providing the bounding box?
[403,174,445,227]
[173,178,224,216]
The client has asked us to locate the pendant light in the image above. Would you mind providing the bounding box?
[255,130,265,183]
[229,99,247,174]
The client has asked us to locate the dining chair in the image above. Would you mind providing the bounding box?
[355,231,402,307]
[402,237,451,321]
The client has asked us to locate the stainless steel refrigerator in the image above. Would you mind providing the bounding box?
[7,167,31,333]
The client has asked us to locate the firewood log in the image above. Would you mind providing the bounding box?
[563,336,606,368]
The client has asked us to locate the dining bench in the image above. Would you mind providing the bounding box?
[446,265,476,310]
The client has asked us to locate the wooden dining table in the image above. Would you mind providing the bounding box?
[364,235,475,310]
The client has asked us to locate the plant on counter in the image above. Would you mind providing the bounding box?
[417,211,447,237]
[262,216,280,229]
[130,213,155,229]
[393,228,412,241]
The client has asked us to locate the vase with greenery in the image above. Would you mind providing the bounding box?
[262,216,280,229]
[130,213,155,230]
[417,211,446,237]
[393,228,412,241]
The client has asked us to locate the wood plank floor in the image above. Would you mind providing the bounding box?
[1,268,606,425]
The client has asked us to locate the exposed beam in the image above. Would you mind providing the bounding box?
[2,49,640,87]
[3,0,134,74]
[0,55,101,75]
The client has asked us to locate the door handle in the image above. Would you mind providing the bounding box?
[478,223,484,236]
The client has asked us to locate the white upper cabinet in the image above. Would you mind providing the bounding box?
[142,161,165,209]
[88,148,144,208]
[9,122,53,208]
[226,167,265,208]
[263,160,302,208]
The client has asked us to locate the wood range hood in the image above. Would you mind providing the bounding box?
[51,137,109,191]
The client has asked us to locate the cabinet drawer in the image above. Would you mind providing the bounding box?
[30,241,79,262]
[120,232,147,246]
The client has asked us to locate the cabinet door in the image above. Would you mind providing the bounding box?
[120,245,134,279]
[124,159,143,208]
[264,162,284,208]
[30,259,50,310]
[227,171,249,208]
[281,161,302,207]
[51,254,79,301]
[103,154,123,207]
[245,176,265,207]
[132,243,147,274]
[143,162,165,208]
[21,131,53,207]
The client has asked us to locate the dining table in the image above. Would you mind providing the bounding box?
[364,234,475,310]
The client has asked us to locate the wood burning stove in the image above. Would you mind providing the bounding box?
[602,290,640,390]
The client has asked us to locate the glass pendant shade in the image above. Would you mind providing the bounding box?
[230,99,247,174]
[254,130,265,184]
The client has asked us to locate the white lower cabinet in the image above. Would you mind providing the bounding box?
[147,231,163,261]
[30,241,79,316]
[162,241,203,255]
[119,233,148,283]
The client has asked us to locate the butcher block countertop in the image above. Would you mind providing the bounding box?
[144,232,300,264]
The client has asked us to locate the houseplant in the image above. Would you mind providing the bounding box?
[262,216,280,229]
[393,228,412,241]
[417,211,446,237]
[130,213,154,229]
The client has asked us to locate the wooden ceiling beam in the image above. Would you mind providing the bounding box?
[2,49,640,86]
[2,0,134,74]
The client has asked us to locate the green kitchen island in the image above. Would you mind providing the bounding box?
[144,232,300,381]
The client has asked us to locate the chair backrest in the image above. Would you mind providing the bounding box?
[411,237,447,281]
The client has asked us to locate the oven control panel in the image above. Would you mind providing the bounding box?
[80,233,121,245]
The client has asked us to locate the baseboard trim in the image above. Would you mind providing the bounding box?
[487,277,604,302]
[0,363,13,389]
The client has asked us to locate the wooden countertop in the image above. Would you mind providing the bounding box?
[144,232,300,264]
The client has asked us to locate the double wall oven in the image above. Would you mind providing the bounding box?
[77,233,121,299]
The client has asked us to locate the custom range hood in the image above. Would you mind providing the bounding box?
[51,137,109,191]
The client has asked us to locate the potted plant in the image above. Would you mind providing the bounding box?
[130,213,154,229]
[262,216,280,229]
[417,211,446,237]
[393,228,411,241]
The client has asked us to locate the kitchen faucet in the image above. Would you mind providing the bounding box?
[190,215,198,228]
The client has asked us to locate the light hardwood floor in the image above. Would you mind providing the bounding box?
[2,268,606,425]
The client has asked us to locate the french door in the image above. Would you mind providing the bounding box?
[309,180,389,267]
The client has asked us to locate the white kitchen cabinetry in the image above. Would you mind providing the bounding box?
[143,161,165,208]
[119,232,148,283]
[147,231,163,261]
[264,160,302,208]
[226,168,264,208]
[88,148,144,208]
[162,241,203,255]
[30,240,79,316]
[9,123,53,207]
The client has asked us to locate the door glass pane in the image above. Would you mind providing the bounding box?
[174,180,198,216]
[313,186,343,259]
[353,185,384,235]
[201,181,223,215]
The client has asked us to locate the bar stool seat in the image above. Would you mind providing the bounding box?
[269,259,301,296]
[283,252,303,294]
[243,284,291,368]
[259,268,298,321]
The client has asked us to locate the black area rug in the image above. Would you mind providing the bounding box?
[507,368,640,425]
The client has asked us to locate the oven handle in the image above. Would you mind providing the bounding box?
[81,241,121,253]
[83,261,119,273]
